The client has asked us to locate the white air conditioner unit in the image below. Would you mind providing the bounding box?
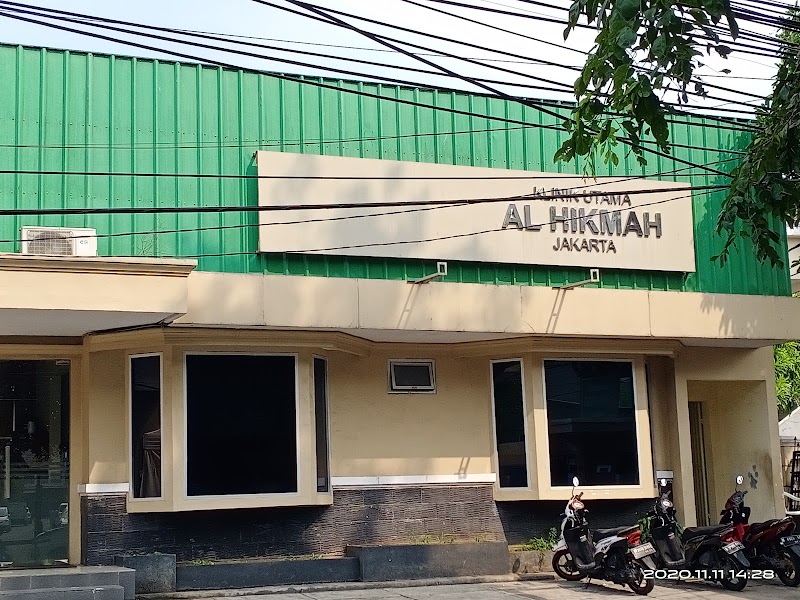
[20,226,98,257]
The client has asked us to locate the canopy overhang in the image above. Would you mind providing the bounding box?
[0,254,196,337]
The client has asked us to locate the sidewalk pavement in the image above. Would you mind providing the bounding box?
[142,573,791,600]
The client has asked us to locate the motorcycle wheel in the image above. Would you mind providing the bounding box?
[627,563,654,596]
[777,549,800,587]
[552,549,584,581]
[718,555,748,592]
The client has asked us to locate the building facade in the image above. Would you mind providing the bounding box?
[0,43,798,569]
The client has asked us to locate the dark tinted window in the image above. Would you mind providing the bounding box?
[545,360,639,486]
[491,360,528,488]
[186,354,297,496]
[131,355,161,499]
[314,357,330,493]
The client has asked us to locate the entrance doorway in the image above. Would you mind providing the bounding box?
[688,401,711,526]
[0,360,70,567]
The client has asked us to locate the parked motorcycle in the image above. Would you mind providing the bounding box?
[719,475,800,587]
[641,479,686,569]
[640,479,747,590]
[551,477,657,595]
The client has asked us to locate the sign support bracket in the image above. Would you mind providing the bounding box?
[554,268,600,290]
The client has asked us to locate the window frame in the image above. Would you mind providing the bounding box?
[182,351,301,500]
[312,354,332,494]
[541,357,644,490]
[128,352,164,503]
[387,359,436,393]
[489,358,531,491]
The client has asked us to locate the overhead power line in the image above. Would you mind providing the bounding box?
[255,0,769,107]
[0,2,757,172]
[248,0,767,125]
[510,0,800,53]
[0,189,712,260]
[0,168,698,181]
[406,0,776,100]
[0,182,727,217]
[272,0,735,177]
[0,0,763,120]
[418,0,788,57]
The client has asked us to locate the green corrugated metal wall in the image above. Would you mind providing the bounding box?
[0,44,790,296]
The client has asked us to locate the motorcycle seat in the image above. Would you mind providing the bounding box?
[748,519,787,536]
[592,525,638,542]
[681,525,728,542]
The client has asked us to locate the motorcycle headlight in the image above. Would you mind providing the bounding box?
[660,498,673,509]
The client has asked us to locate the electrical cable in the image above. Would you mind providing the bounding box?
[412,0,772,90]
[0,5,582,99]
[0,182,727,217]
[274,0,736,177]
[0,188,715,259]
[146,189,717,259]
[257,0,771,104]
[0,0,763,126]
[0,167,740,181]
[247,0,769,126]
[0,3,757,172]
[415,0,787,58]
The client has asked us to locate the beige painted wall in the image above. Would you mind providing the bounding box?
[175,271,800,345]
[327,351,493,478]
[65,333,784,548]
[690,380,782,524]
[85,350,128,484]
[676,346,785,525]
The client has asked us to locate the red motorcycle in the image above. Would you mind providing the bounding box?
[720,475,800,587]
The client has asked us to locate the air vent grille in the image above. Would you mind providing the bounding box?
[20,227,98,257]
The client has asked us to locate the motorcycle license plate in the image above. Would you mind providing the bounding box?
[780,535,800,547]
[722,541,745,554]
[631,542,656,559]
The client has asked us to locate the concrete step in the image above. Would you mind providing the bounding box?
[0,567,134,600]
[0,585,124,600]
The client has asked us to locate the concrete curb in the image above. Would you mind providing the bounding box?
[138,573,555,599]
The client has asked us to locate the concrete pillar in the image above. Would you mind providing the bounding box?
[672,374,698,527]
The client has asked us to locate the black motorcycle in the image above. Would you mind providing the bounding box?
[680,523,751,591]
[642,478,750,591]
[551,477,656,595]
[641,482,686,568]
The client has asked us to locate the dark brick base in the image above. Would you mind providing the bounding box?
[497,498,656,545]
[81,487,656,566]
[81,485,506,565]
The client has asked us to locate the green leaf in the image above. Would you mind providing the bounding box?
[726,7,740,39]
[651,35,667,58]
[616,26,638,48]
[616,0,640,20]
[613,63,631,88]
[568,0,581,25]
[716,44,732,58]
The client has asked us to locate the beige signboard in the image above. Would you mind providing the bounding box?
[256,151,696,273]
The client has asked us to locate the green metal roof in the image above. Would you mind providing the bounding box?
[0,43,789,296]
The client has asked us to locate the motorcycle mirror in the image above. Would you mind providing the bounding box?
[572,476,580,487]
[736,475,744,486]
[659,478,667,487]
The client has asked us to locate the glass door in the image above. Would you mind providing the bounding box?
[0,360,70,567]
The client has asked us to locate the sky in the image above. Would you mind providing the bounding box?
[0,0,791,117]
